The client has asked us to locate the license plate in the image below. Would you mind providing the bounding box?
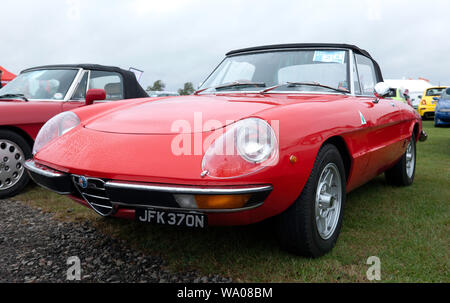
[135,208,207,228]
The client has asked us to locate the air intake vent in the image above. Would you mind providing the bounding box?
[72,175,113,216]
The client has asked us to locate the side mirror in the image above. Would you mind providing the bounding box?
[374,82,390,98]
[373,82,390,103]
[85,89,106,105]
[433,97,439,101]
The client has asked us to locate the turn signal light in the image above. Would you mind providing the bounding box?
[195,194,251,209]
[421,100,427,105]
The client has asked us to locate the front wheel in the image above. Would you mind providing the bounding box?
[0,130,31,199]
[385,134,416,186]
[278,144,346,258]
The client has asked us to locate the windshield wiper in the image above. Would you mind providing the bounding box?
[259,82,349,95]
[0,94,29,101]
[215,81,266,91]
[195,81,266,94]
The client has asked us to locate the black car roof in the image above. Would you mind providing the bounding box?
[22,64,128,73]
[21,64,148,99]
[226,43,373,58]
[225,43,383,82]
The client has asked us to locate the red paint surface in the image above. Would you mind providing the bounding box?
[34,92,422,226]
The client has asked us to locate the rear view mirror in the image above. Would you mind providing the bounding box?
[86,89,106,105]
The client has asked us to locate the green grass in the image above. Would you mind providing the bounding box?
[12,121,450,282]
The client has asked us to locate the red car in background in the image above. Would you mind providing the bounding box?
[26,44,427,257]
[0,64,148,198]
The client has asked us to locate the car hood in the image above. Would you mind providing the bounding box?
[84,94,281,134]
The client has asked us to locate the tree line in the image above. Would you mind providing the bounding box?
[147,80,195,95]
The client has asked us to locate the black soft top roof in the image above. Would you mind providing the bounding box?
[226,43,383,81]
[22,64,148,99]
[226,43,373,58]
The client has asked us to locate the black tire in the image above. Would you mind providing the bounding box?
[278,144,346,258]
[0,130,32,199]
[385,134,416,186]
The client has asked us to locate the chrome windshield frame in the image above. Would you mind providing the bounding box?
[198,47,352,96]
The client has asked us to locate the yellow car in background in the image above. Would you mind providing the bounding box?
[418,87,447,119]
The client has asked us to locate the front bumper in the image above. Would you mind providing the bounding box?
[25,160,75,194]
[419,130,428,142]
[24,160,272,219]
[435,111,450,124]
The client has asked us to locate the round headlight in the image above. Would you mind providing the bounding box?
[202,118,278,179]
[236,119,277,163]
[33,111,80,155]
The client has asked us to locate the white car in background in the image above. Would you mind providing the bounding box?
[409,92,423,109]
[147,91,180,97]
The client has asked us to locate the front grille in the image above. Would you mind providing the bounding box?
[72,175,113,216]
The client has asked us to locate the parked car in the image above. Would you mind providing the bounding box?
[434,88,450,126]
[25,44,426,257]
[0,64,148,198]
[386,87,413,107]
[387,87,406,102]
[409,92,423,110]
[147,91,180,97]
[418,86,448,119]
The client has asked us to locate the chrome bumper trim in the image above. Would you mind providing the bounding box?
[105,181,273,195]
[419,130,428,142]
[24,160,65,178]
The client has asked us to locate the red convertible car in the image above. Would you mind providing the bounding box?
[0,64,148,198]
[25,44,427,257]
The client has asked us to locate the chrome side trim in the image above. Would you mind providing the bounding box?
[110,201,264,213]
[105,181,272,195]
[24,160,65,178]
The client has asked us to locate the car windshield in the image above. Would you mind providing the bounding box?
[426,88,446,96]
[0,69,79,101]
[199,49,349,93]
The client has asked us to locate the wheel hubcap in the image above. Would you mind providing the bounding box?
[405,139,415,178]
[315,163,342,240]
[0,140,25,191]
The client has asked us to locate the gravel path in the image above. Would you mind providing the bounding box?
[0,199,232,283]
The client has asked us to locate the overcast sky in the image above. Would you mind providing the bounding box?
[1,0,449,91]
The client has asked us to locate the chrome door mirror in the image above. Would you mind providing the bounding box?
[374,82,390,98]
[373,82,390,103]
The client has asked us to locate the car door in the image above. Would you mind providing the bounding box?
[62,69,125,112]
[353,54,405,180]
